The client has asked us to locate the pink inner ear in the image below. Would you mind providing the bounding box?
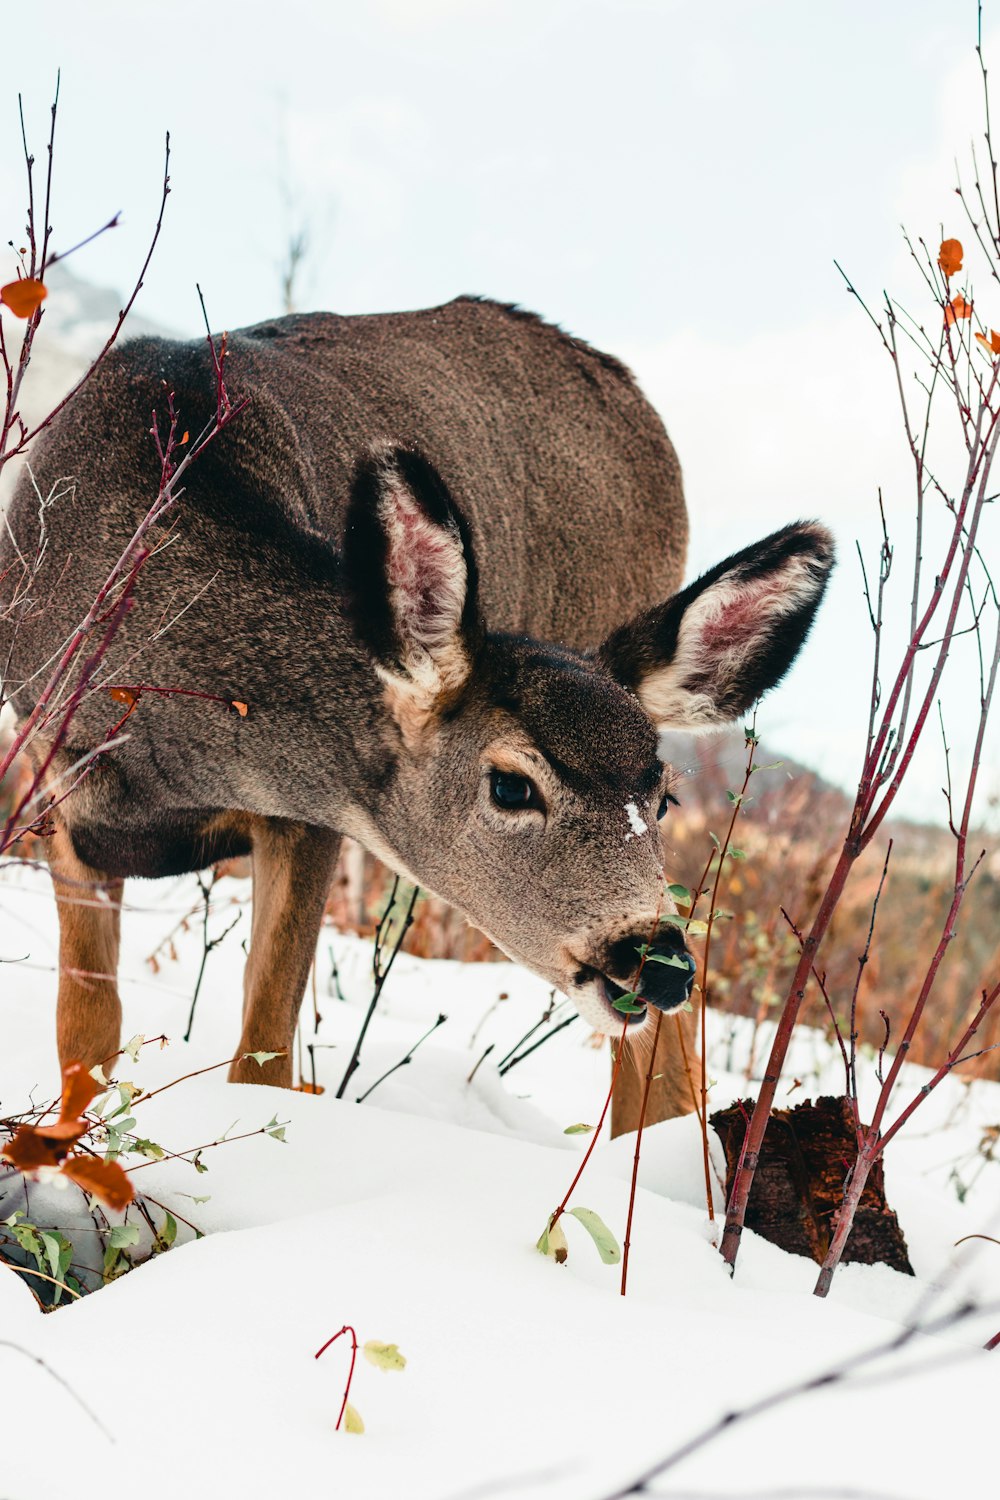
[697,578,790,654]
[385,487,465,655]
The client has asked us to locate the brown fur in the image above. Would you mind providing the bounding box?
[48,820,124,1075]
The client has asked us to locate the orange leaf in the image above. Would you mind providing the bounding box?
[0,277,47,318]
[938,238,964,277]
[975,328,1000,355]
[231,700,249,718]
[180,431,189,445]
[109,686,138,706]
[59,1061,100,1121]
[945,294,973,325]
[61,1155,135,1211]
[294,1081,326,1095]
[1,1124,65,1170]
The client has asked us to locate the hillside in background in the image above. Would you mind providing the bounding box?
[0,265,170,504]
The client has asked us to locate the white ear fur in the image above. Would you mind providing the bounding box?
[631,535,833,731]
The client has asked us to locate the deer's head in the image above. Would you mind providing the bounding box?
[340,443,834,1033]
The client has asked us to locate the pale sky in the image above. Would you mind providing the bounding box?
[5,0,999,825]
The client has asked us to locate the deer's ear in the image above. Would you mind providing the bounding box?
[341,443,483,734]
[597,523,835,731]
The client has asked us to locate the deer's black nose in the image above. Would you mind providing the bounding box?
[636,937,697,1013]
[605,926,697,1014]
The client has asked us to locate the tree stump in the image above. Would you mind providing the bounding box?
[710,1096,913,1273]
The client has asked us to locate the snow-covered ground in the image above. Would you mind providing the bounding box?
[1,861,999,1500]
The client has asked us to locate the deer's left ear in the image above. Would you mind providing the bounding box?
[341,442,483,735]
[597,522,835,730]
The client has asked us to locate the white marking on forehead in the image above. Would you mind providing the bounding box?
[624,800,648,842]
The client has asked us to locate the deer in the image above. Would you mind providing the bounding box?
[0,296,833,1122]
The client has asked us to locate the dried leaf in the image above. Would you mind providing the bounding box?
[294,1081,326,1094]
[231,700,249,717]
[945,294,973,325]
[975,328,1000,356]
[123,1034,145,1063]
[1,1061,103,1170]
[938,238,963,277]
[343,1401,365,1434]
[362,1340,407,1372]
[61,1155,135,1211]
[1,277,47,318]
[2,1124,63,1170]
[109,687,137,706]
[536,1216,569,1263]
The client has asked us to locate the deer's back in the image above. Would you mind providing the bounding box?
[19,297,683,634]
[1,299,686,833]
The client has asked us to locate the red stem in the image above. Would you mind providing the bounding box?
[620,1008,662,1296]
[550,1019,629,1230]
[314,1324,358,1431]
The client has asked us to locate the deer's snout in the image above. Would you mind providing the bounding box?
[604,926,696,1015]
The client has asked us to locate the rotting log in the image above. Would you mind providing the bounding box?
[711,1095,913,1273]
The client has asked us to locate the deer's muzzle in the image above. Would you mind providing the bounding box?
[577,925,697,1029]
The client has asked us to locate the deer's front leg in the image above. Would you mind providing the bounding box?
[229,819,342,1087]
[49,818,124,1077]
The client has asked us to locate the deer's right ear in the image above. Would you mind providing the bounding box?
[341,443,483,736]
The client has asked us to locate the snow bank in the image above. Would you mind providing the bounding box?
[1,862,998,1498]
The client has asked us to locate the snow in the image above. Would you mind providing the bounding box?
[624,799,648,840]
[1,860,999,1499]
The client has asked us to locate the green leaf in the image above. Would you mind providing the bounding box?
[343,1402,365,1435]
[642,952,691,970]
[9,1221,43,1259]
[743,725,760,744]
[679,999,694,1013]
[107,1223,139,1249]
[568,1207,621,1265]
[103,1244,125,1281]
[88,1063,109,1087]
[264,1115,288,1142]
[612,993,644,1015]
[726,790,742,805]
[107,1082,139,1118]
[686,919,709,937]
[192,1151,209,1174]
[363,1340,407,1373]
[158,1211,178,1250]
[667,882,692,905]
[728,847,746,861]
[123,1034,145,1064]
[245,1051,282,1066]
[563,1123,594,1135]
[39,1231,73,1305]
[130,1137,165,1160]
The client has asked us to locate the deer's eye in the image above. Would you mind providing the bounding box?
[490,770,539,811]
[657,790,680,820]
